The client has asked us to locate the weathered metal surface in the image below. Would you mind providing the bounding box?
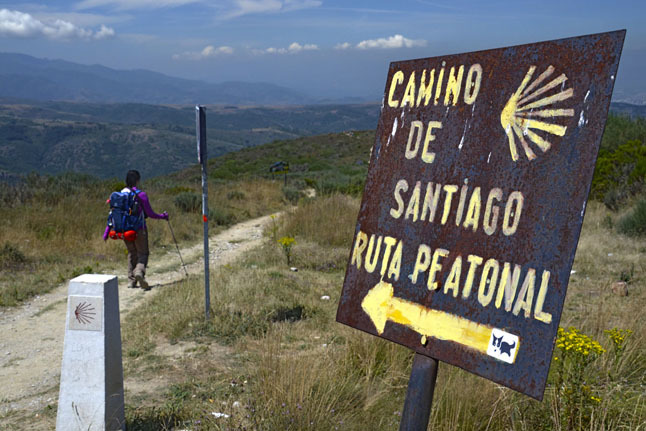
[337,31,625,400]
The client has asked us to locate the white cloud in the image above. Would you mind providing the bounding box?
[94,24,115,39]
[76,0,200,11]
[334,42,351,50]
[33,12,130,27]
[287,42,317,52]
[224,0,321,19]
[173,45,234,60]
[258,41,318,55]
[356,34,426,50]
[0,8,115,40]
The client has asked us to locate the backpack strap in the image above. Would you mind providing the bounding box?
[130,188,145,223]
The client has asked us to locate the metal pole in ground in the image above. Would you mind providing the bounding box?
[196,105,210,321]
[399,353,439,431]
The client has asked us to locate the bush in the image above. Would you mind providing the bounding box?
[319,176,365,196]
[23,171,104,205]
[209,207,236,226]
[602,188,625,211]
[174,192,201,213]
[282,185,300,204]
[0,242,26,268]
[303,177,318,189]
[617,198,646,236]
[106,179,126,192]
[0,182,32,207]
[592,139,646,207]
[164,185,193,196]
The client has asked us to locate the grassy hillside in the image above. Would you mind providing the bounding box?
[3,109,646,307]
[1,122,646,429]
[0,128,376,306]
[181,130,373,196]
[1,99,643,182]
[115,197,644,431]
[0,102,379,178]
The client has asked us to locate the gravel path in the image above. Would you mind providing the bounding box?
[0,213,275,421]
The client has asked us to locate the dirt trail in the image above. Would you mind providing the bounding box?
[0,214,275,418]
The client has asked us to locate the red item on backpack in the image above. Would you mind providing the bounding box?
[109,229,137,241]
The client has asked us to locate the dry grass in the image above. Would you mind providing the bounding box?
[277,193,360,247]
[114,195,645,430]
[0,178,286,306]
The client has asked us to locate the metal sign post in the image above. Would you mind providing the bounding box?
[336,30,625,428]
[399,354,438,431]
[196,105,210,320]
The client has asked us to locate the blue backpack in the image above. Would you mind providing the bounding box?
[107,189,144,240]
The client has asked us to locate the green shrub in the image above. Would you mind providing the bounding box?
[0,182,32,207]
[602,188,624,211]
[70,265,94,278]
[303,177,318,189]
[0,242,26,267]
[210,160,243,180]
[592,139,646,207]
[164,185,193,195]
[617,198,646,236]
[174,192,201,213]
[35,225,57,241]
[24,171,102,205]
[282,185,300,204]
[319,176,365,196]
[107,179,126,192]
[209,207,236,226]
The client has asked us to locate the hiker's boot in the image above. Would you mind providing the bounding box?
[134,270,150,291]
[127,282,138,289]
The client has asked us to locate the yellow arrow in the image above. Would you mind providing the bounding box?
[361,280,493,354]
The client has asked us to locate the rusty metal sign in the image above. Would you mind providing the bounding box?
[336,30,625,400]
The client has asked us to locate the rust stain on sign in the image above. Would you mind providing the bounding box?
[336,30,625,400]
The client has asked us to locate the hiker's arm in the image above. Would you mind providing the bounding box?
[138,191,168,220]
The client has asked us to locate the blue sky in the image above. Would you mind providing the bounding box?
[0,0,644,100]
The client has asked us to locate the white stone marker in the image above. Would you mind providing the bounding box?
[56,274,125,431]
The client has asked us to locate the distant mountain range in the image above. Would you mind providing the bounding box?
[609,102,646,118]
[0,100,381,179]
[0,52,320,105]
[0,48,643,182]
[0,97,642,181]
[1,52,644,106]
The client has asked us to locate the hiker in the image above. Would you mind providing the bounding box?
[103,170,168,290]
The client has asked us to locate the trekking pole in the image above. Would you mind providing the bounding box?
[167,219,189,278]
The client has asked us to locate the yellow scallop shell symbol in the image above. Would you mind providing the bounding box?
[500,65,575,161]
